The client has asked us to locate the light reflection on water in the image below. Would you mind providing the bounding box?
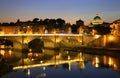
[1,49,120,78]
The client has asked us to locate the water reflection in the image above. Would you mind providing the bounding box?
[1,49,120,78]
[92,54,120,72]
[92,56,100,68]
[12,49,120,72]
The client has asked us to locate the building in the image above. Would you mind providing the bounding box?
[0,26,20,34]
[89,14,104,35]
[92,14,103,25]
[110,19,120,36]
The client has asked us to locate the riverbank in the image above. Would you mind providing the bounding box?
[63,46,120,57]
[0,63,13,77]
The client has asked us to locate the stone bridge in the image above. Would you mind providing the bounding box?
[0,34,103,50]
[1,34,114,58]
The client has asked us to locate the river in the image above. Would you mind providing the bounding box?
[0,49,120,78]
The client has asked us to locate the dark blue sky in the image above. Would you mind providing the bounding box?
[0,0,120,25]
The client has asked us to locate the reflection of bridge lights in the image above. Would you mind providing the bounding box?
[103,56,107,65]
[93,56,100,68]
[108,57,113,66]
[43,66,46,70]
[9,49,12,56]
[68,55,70,60]
[113,64,117,70]
[0,50,5,56]
[13,59,81,70]
[95,56,99,63]
[68,62,71,71]
[79,58,84,62]
[27,69,30,76]
[95,64,99,68]
[79,61,85,69]
[79,52,84,62]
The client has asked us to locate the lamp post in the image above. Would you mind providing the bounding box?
[22,35,24,66]
[81,34,84,45]
[22,36,24,65]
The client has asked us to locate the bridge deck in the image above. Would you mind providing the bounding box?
[0,34,83,36]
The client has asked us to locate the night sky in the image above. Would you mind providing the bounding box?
[0,0,120,25]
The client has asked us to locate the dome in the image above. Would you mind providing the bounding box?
[92,14,103,25]
[93,16,102,20]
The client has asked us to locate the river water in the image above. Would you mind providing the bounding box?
[1,49,120,78]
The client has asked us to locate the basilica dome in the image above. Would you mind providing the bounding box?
[92,14,103,25]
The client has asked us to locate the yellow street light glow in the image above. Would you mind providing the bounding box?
[94,35,100,39]
[0,50,5,56]
[9,49,12,56]
[0,34,83,37]
[108,35,115,41]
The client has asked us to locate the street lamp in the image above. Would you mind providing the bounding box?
[108,35,115,41]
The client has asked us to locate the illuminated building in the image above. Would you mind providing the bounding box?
[110,19,120,36]
[88,14,103,35]
[92,14,103,25]
[0,26,20,34]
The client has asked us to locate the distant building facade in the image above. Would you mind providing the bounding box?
[92,14,103,25]
[0,26,20,34]
[110,19,120,36]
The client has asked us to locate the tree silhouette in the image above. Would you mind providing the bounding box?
[94,25,111,35]
[71,24,79,34]
[43,18,50,25]
[56,18,65,29]
[47,19,56,32]
[70,19,84,34]
[32,18,40,33]
[76,19,84,27]
[33,18,39,23]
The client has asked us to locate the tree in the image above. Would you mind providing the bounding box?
[2,23,9,26]
[39,19,43,25]
[71,24,79,34]
[56,18,65,29]
[47,19,56,32]
[94,25,111,35]
[33,18,39,23]
[10,22,15,26]
[43,18,50,25]
[76,19,84,27]
[32,18,40,33]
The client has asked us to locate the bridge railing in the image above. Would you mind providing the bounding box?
[0,34,83,36]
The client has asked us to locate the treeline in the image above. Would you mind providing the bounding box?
[0,18,111,35]
[0,18,84,34]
